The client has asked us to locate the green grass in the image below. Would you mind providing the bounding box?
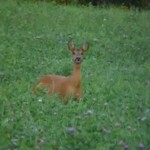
[0,0,150,149]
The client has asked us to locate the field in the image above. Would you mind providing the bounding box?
[0,0,150,149]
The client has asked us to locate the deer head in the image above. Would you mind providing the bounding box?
[68,41,89,64]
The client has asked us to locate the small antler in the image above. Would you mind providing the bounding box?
[68,41,75,52]
[82,42,89,52]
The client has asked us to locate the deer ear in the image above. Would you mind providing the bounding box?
[68,41,75,52]
[82,42,89,52]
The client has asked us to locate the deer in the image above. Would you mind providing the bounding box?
[32,41,89,104]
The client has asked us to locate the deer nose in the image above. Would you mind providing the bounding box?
[76,57,80,61]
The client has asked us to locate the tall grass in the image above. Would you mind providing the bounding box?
[0,0,150,149]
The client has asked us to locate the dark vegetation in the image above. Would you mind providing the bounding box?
[21,0,150,9]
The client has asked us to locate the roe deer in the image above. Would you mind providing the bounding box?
[32,41,89,104]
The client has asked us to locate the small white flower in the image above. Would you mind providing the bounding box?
[84,110,93,116]
[38,98,43,102]
[103,102,108,107]
[141,116,147,121]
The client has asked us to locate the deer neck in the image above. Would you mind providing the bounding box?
[72,63,81,83]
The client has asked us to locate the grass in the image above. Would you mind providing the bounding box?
[0,0,150,149]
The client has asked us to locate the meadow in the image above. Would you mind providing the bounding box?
[0,0,150,149]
